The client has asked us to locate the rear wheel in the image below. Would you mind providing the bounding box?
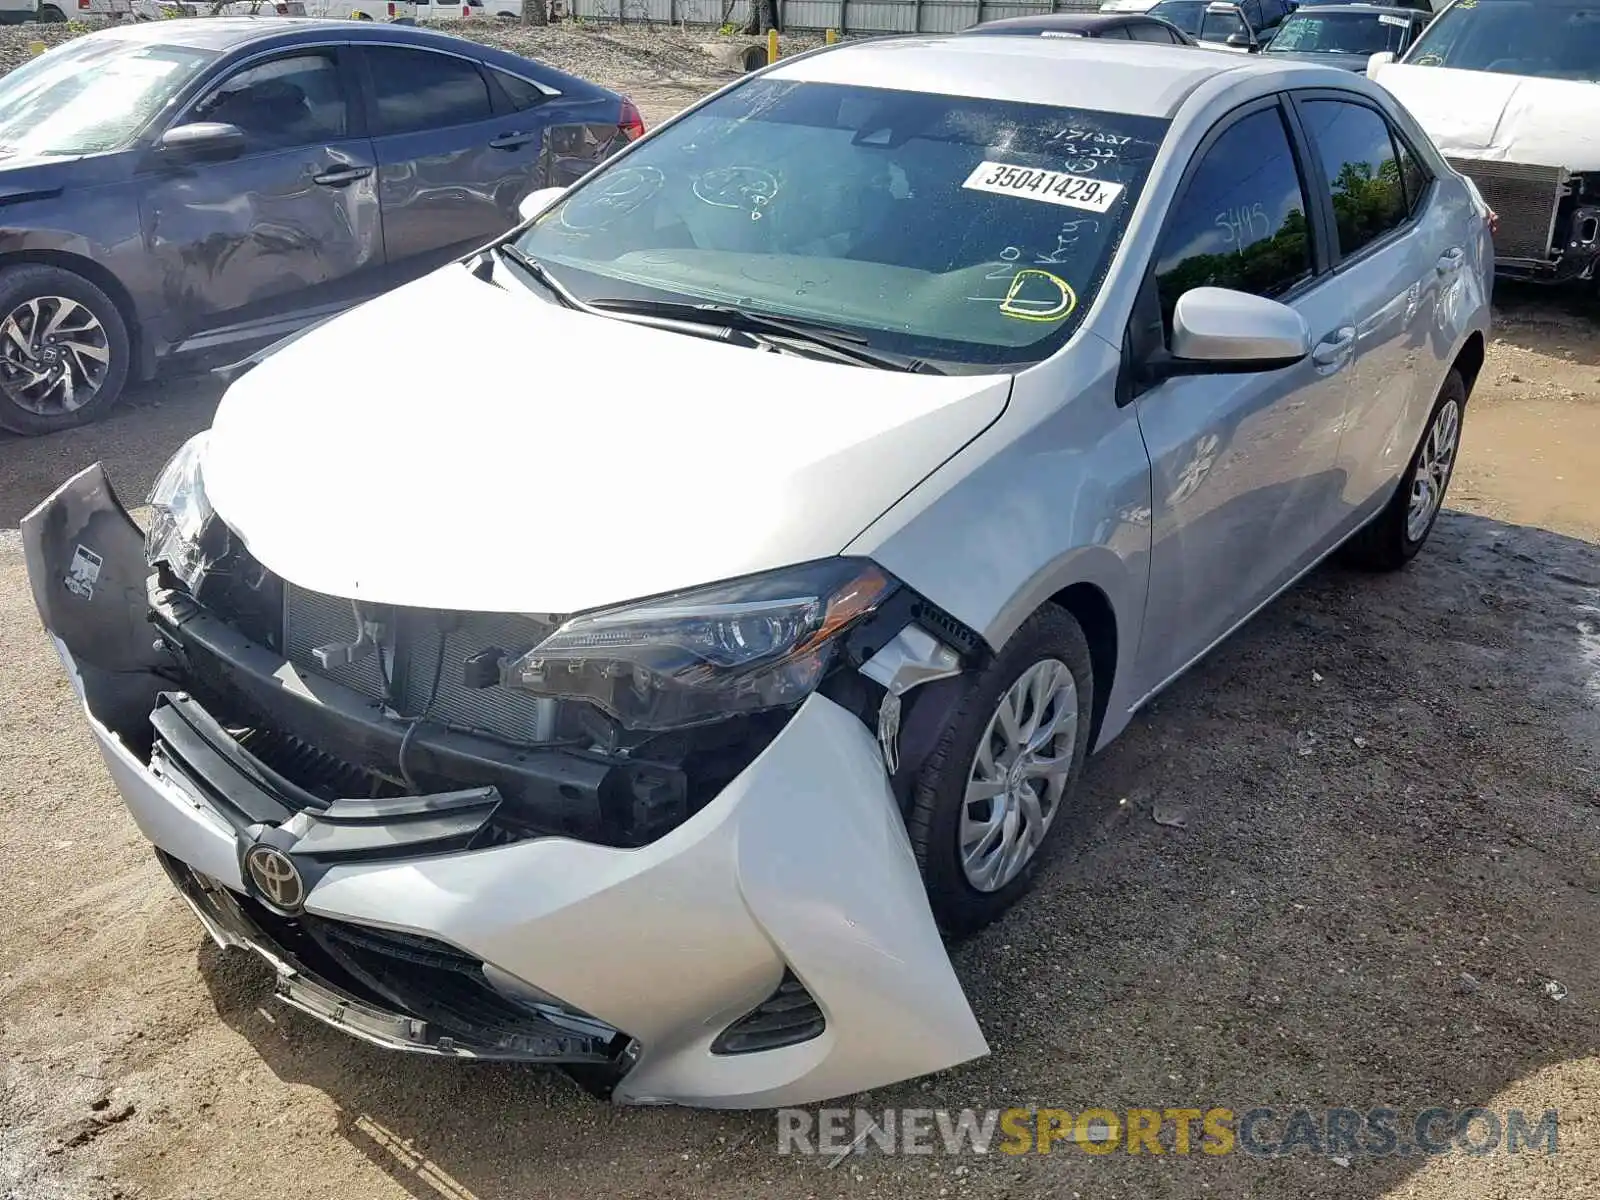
[0,264,130,436]
[38,4,66,19]
[1341,369,1465,571]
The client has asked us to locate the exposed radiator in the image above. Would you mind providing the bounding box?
[282,585,559,744]
[1447,157,1566,263]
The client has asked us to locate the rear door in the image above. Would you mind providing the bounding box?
[1288,90,1458,533]
[358,43,549,281]
[139,45,382,351]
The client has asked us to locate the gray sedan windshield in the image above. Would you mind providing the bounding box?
[514,80,1167,369]
[1405,0,1600,80]
[0,38,216,158]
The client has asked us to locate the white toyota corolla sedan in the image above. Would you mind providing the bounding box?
[23,33,1491,1107]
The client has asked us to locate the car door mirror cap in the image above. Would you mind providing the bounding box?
[1226,31,1254,48]
[518,186,568,224]
[157,122,247,165]
[1146,287,1311,382]
[1367,50,1395,76]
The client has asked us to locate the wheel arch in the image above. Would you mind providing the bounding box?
[1045,581,1117,754]
[1452,329,1485,399]
[0,249,149,380]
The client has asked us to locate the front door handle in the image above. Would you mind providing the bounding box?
[312,165,373,188]
[488,131,536,151]
[1311,325,1356,367]
[1436,247,1465,276]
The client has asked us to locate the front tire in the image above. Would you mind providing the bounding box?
[907,605,1094,937]
[38,4,66,19]
[0,264,130,437]
[1341,368,1466,571]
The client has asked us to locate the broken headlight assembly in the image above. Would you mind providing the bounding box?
[145,431,214,592]
[504,560,897,732]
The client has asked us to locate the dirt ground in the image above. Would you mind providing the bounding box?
[3,80,1600,1200]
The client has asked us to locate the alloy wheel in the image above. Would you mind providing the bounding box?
[0,296,112,418]
[1407,397,1460,542]
[959,657,1079,893]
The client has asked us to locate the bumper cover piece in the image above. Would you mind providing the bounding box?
[23,464,989,1107]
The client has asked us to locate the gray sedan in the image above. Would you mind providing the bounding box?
[0,19,639,434]
[24,35,1491,1105]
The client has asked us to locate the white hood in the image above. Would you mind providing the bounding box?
[203,265,1011,615]
[1372,63,1600,170]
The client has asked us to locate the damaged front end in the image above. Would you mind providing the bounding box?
[1450,158,1600,282]
[22,459,989,1107]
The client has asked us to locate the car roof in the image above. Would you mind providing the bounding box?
[71,16,503,54]
[771,33,1316,119]
[966,12,1160,32]
[1289,2,1425,12]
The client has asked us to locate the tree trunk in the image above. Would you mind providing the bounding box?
[521,0,548,24]
[740,0,778,33]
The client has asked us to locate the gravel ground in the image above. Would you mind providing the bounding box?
[1,25,1600,1200]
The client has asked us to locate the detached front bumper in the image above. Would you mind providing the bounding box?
[22,465,988,1108]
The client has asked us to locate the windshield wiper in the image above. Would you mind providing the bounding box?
[586,297,944,374]
[492,245,771,349]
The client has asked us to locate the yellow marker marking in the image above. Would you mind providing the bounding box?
[999,269,1077,322]
[825,28,837,43]
[768,29,780,63]
[28,41,45,56]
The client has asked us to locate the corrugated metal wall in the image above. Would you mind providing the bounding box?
[569,0,1097,34]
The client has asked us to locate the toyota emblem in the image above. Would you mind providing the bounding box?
[245,845,305,913]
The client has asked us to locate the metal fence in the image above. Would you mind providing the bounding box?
[569,0,1100,34]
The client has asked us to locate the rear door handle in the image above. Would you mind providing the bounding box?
[489,131,536,150]
[1436,247,1465,276]
[312,165,373,188]
[1311,325,1356,367]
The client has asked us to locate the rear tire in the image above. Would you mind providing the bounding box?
[1341,368,1466,571]
[38,4,66,19]
[907,605,1094,938]
[0,264,130,437]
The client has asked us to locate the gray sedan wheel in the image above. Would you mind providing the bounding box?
[0,264,131,436]
[907,604,1094,936]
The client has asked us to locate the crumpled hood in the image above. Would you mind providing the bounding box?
[204,264,1012,614]
[1371,64,1600,170]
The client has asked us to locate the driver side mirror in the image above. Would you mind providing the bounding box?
[517,186,568,224]
[1367,50,1395,77]
[156,122,246,165]
[1142,287,1310,383]
[1226,31,1256,49]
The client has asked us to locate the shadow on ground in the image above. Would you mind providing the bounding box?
[184,511,1600,1200]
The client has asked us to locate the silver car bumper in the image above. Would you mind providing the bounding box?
[23,464,988,1108]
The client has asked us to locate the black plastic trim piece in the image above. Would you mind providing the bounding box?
[709,969,826,1056]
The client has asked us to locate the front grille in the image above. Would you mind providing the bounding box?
[282,584,558,744]
[1448,157,1566,262]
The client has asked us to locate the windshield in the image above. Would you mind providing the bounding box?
[1266,10,1415,55]
[513,80,1166,370]
[0,37,215,159]
[1404,0,1600,80]
[1148,0,1208,32]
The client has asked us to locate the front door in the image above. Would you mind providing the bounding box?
[1132,100,1355,693]
[358,43,545,283]
[139,47,383,351]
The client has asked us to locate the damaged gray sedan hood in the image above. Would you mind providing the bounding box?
[203,264,1011,614]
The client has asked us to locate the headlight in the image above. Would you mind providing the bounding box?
[145,431,214,591]
[504,559,897,731]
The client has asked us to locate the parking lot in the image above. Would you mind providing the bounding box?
[2,23,1600,1200]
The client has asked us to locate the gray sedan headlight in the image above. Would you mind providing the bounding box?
[504,559,897,731]
[145,431,214,591]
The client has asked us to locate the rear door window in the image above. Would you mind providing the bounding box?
[1299,99,1410,259]
[365,46,492,136]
